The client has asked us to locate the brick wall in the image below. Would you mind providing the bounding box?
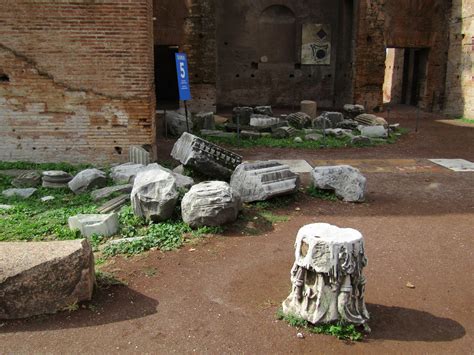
[0,0,155,164]
[445,0,474,118]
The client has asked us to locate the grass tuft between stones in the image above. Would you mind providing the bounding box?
[276,308,365,342]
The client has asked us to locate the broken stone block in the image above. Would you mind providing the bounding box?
[355,113,388,127]
[305,133,322,142]
[312,165,367,202]
[294,137,303,143]
[240,130,261,140]
[337,119,359,130]
[12,171,41,188]
[250,115,280,128]
[214,115,229,125]
[97,194,130,214]
[42,171,73,188]
[142,163,194,190]
[193,112,215,131]
[323,128,353,138]
[0,204,13,210]
[68,213,119,238]
[254,106,273,116]
[282,223,369,325]
[181,181,241,228]
[171,132,243,180]
[287,112,311,129]
[272,126,298,139]
[358,125,388,138]
[312,115,332,129]
[351,136,372,145]
[68,168,107,194]
[343,104,365,119]
[300,100,317,119]
[131,169,178,221]
[230,161,300,203]
[232,106,253,125]
[129,145,151,165]
[110,163,145,184]
[40,196,55,202]
[2,188,37,199]
[91,184,133,201]
[0,239,95,320]
[166,110,193,137]
[200,130,235,139]
[322,111,344,127]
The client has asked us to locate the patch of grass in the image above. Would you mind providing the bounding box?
[95,271,126,289]
[260,211,290,224]
[306,186,338,201]
[252,194,299,210]
[457,117,474,124]
[0,161,91,174]
[276,309,364,342]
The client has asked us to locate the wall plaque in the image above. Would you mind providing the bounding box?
[301,24,331,65]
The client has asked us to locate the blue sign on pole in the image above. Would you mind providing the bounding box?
[175,53,192,101]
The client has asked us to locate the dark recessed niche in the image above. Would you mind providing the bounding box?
[0,74,10,82]
[289,74,295,78]
[194,74,199,78]
[251,62,259,69]
[367,35,372,43]
[224,42,229,46]
[114,146,123,155]
[294,63,301,70]
[251,74,255,78]
[199,34,204,39]
[308,74,312,78]
[235,74,240,78]
[32,147,36,150]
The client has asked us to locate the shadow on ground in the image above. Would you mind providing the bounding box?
[367,304,466,342]
[0,286,158,333]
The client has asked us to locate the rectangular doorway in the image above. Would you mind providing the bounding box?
[154,45,180,110]
[383,47,429,107]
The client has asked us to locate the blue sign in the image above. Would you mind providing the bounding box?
[175,53,192,101]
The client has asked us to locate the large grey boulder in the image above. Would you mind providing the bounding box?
[0,239,94,319]
[68,169,107,194]
[2,188,37,199]
[287,112,311,129]
[181,181,241,228]
[250,115,279,128]
[312,165,367,202]
[322,112,344,127]
[193,112,215,131]
[68,213,119,237]
[91,184,133,201]
[142,163,194,190]
[358,125,388,138]
[131,169,178,221]
[343,104,365,119]
[171,132,242,180]
[12,171,41,188]
[232,107,253,126]
[110,163,145,184]
[231,161,300,203]
[254,106,273,116]
[166,110,193,137]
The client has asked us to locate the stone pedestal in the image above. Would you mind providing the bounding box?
[300,100,317,119]
[282,223,369,325]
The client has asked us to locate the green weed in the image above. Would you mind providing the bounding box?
[306,186,338,201]
[276,308,364,341]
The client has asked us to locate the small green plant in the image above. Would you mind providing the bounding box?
[306,186,338,201]
[276,308,364,342]
[95,271,126,289]
[63,302,79,312]
[457,117,474,124]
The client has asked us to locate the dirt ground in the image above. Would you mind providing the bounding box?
[1,105,473,354]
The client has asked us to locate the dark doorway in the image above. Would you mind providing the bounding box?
[383,47,429,107]
[154,45,179,109]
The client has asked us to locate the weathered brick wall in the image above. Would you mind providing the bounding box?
[0,0,155,164]
[445,0,474,118]
[353,0,451,112]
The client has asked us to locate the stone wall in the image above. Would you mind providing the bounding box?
[353,0,451,112]
[445,0,474,118]
[0,0,155,164]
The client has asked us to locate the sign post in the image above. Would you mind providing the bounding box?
[175,53,192,132]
